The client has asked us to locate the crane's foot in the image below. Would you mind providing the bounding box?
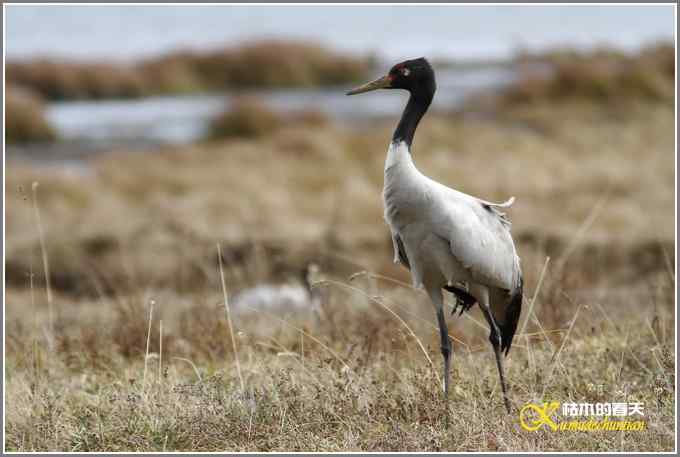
[444,285,476,316]
[451,296,475,316]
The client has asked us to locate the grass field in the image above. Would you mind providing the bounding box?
[4,46,676,451]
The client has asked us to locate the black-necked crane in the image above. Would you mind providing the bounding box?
[346,58,523,413]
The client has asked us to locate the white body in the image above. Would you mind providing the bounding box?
[232,284,319,314]
[383,141,521,318]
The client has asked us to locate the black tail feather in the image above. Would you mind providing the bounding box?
[500,276,523,356]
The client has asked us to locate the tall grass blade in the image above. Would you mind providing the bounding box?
[218,243,245,393]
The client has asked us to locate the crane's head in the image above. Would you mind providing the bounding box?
[346,57,436,97]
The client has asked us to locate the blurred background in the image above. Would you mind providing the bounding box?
[4,5,677,451]
[5,5,675,151]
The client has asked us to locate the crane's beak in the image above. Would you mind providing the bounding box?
[346,75,392,95]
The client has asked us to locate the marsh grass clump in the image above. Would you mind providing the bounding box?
[5,84,57,143]
[208,98,331,140]
[7,60,149,100]
[7,40,371,101]
[209,98,283,140]
[195,40,370,89]
[502,42,675,105]
[138,52,205,94]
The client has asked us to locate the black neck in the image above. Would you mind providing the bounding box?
[392,89,433,147]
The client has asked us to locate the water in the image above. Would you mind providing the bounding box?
[44,65,516,145]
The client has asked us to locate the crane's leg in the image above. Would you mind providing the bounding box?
[438,306,452,397]
[428,287,452,427]
[478,289,512,413]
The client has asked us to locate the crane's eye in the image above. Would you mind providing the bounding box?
[401,67,410,76]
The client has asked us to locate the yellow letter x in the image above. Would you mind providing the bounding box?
[519,402,560,431]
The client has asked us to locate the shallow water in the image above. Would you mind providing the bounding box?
[42,66,516,147]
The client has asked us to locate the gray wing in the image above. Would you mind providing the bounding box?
[429,187,521,291]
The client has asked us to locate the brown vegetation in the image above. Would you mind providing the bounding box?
[4,266,675,451]
[501,43,675,105]
[209,97,283,140]
[209,97,330,140]
[7,60,147,100]
[5,84,56,143]
[7,40,371,101]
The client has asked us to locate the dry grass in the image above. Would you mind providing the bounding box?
[5,84,56,143]
[6,60,147,100]
[209,97,284,140]
[4,251,675,451]
[4,48,676,450]
[8,101,672,269]
[189,40,370,89]
[7,40,370,101]
[502,43,675,105]
[209,97,330,140]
